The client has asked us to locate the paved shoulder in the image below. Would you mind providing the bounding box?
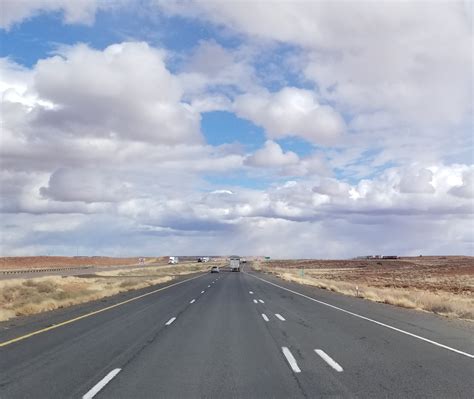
[242,271,474,398]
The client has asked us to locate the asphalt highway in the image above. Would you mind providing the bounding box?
[0,268,473,398]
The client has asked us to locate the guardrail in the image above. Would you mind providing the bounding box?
[0,266,93,275]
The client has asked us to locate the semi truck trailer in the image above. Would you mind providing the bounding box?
[229,256,240,272]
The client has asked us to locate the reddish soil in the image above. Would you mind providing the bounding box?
[0,256,166,270]
[263,256,474,295]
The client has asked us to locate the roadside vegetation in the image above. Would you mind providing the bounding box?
[0,262,217,322]
[95,262,212,277]
[0,256,161,270]
[252,257,474,320]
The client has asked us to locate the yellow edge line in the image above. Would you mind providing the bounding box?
[0,273,206,348]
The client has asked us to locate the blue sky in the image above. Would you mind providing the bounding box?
[0,5,238,67]
[0,1,472,258]
[201,111,265,150]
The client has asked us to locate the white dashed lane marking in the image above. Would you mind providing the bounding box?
[261,313,269,322]
[315,349,344,372]
[165,317,176,326]
[282,347,301,373]
[246,272,474,359]
[82,368,121,399]
[275,314,286,321]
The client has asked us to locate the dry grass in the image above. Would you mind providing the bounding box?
[96,261,215,277]
[0,256,165,270]
[0,261,217,322]
[254,262,474,320]
[0,275,174,322]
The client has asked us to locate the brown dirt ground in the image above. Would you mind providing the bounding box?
[260,256,474,296]
[0,256,168,270]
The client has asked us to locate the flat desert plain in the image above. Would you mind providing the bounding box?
[253,256,473,319]
[0,256,167,270]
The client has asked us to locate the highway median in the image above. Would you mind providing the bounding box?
[0,262,214,322]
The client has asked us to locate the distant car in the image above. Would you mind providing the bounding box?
[210,266,220,273]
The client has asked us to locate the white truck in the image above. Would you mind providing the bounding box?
[168,256,179,264]
[229,256,240,272]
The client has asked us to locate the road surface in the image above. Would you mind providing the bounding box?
[0,268,473,398]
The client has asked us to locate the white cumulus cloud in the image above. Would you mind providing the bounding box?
[449,168,474,198]
[245,140,299,168]
[399,168,435,194]
[234,87,344,144]
[31,42,201,145]
[0,0,113,30]
[160,0,472,130]
[2,2,473,257]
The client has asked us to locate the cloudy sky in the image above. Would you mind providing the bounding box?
[0,0,472,258]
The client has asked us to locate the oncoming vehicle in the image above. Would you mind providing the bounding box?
[168,256,179,264]
[210,266,220,273]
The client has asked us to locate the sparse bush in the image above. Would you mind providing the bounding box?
[262,266,474,320]
[119,279,140,289]
[0,261,214,322]
[0,274,173,322]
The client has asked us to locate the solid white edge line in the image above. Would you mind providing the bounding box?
[282,347,301,373]
[253,299,258,304]
[275,313,286,321]
[258,299,265,303]
[261,313,269,322]
[245,272,474,359]
[190,299,196,304]
[82,368,121,399]
[315,349,343,372]
[165,317,176,326]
